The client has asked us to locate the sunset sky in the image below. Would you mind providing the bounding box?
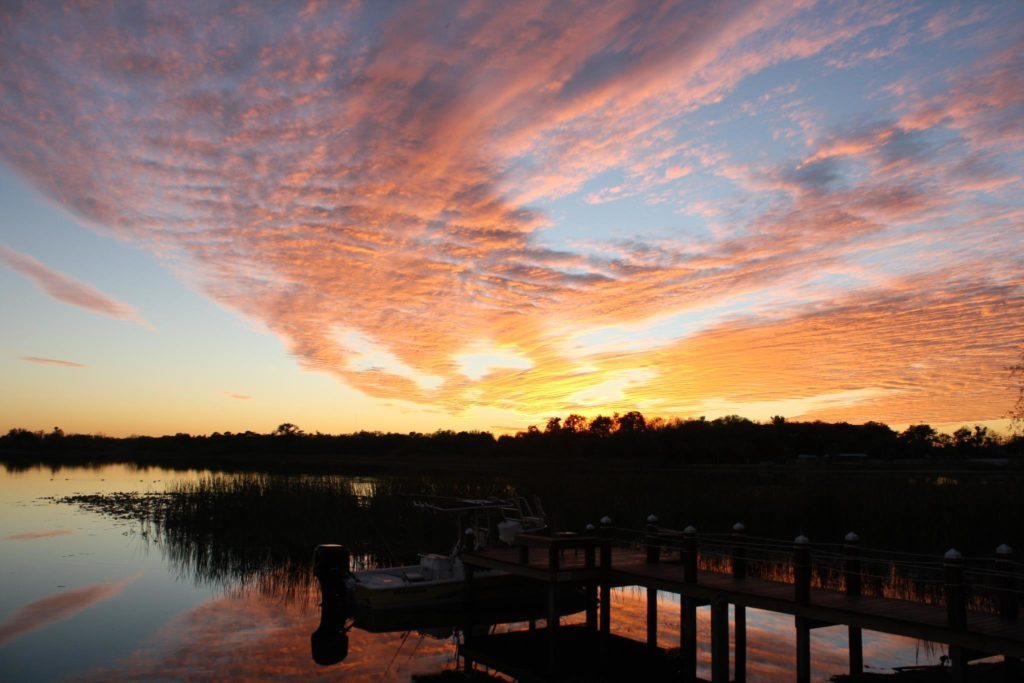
[1,1,1022,437]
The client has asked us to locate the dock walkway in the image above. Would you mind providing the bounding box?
[462,525,1024,682]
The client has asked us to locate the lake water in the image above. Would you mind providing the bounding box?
[0,464,961,681]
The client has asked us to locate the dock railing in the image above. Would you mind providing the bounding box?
[592,519,1022,617]
[462,519,1023,682]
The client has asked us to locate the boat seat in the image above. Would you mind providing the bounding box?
[403,570,426,582]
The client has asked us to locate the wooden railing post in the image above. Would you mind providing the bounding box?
[944,548,966,629]
[733,522,747,683]
[844,532,861,597]
[996,544,1018,620]
[645,513,660,563]
[844,532,863,676]
[682,525,698,584]
[794,535,811,605]
[732,522,747,579]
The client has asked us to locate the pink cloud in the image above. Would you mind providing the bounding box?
[0,244,148,327]
[19,356,88,368]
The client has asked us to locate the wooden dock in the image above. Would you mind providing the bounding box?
[461,524,1024,682]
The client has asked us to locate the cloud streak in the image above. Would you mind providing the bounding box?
[0,1,1021,428]
[19,356,88,368]
[0,244,148,327]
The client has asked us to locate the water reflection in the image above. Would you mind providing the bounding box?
[595,589,948,680]
[59,576,953,682]
[78,587,456,682]
[0,576,139,646]
[5,529,73,541]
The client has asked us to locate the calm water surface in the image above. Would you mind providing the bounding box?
[0,464,958,681]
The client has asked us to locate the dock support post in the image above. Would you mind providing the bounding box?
[732,523,747,683]
[647,589,658,648]
[944,549,966,683]
[711,594,730,683]
[646,514,659,648]
[311,544,351,667]
[681,597,698,683]
[796,617,811,683]
[794,535,811,683]
[599,516,612,664]
[844,532,863,676]
[585,528,597,632]
[547,542,560,673]
[681,526,698,682]
[464,563,476,672]
[995,545,1018,681]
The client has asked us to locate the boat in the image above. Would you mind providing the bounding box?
[311,497,586,664]
[312,496,584,634]
[347,496,549,628]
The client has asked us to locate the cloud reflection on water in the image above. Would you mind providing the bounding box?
[79,582,951,681]
[4,528,73,540]
[0,575,139,646]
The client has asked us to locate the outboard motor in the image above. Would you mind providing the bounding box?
[462,527,477,552]
[311,544,351,666]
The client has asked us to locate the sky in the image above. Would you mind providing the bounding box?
[0,1,1022,437]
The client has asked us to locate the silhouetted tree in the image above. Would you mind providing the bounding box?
[952,425,997,455]
[563,414,587,433]
[589,415,614,437]
[545,417,562,433]
[615,411,646,433]
[899,424,937,458]
[274,423,303,437]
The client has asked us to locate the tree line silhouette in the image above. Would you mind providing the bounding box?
[3,412,1022,470]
